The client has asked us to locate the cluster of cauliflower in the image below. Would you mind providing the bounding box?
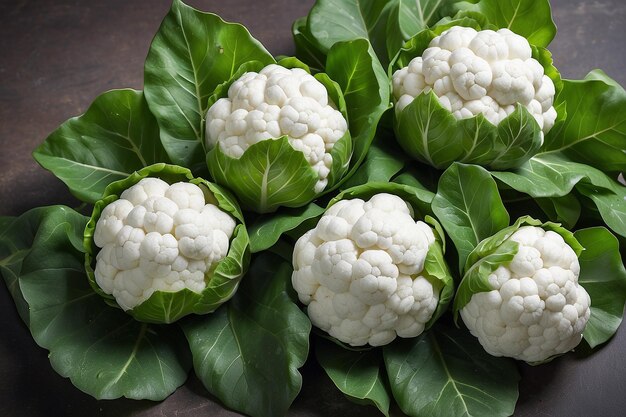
[206,64,348,193]
[392,26,557,134]
[460,226,591,363]
[291,193,443,347]
[93,178,236,311]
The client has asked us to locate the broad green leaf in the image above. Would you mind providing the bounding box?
[394,91,542,170]
[392,172,437,201]
[384,320,519,417]
[325,38,391,190]
[575,228,626,348]
[144,0,274,169]
[0,206,190,400]
[32,89,166,204]
[491,154,616,198]
[248,202,325,253]
[83,164,250,323]
[292,16,326,72]
[207,136,320,213]
[542,70,626,175]
[491,153,626,237]
[316,337,391,416]
[432,163,509,269]
[182,254,311,417]
[451,0,556,47]
[535,194,581,229]
[583,181,626,239]
[341,132,408,189]
[306,0,397,65]
[386,0,457,61]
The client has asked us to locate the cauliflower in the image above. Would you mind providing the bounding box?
[457,223,591,363]
[206,64,348,194]
[392,26,557,134]
[86,166,250,323]
[93,177,236,311]
[292,192,452,347]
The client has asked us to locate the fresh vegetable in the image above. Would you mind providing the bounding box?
[292,187,453,346]
[84,164,250,323]
[205,61,351,212]
[206,63,349,194]
[391,22,561,169]
[454,218,590,363]
[2,0,626,417]
[393,26,557,133]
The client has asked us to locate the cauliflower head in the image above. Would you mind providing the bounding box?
[458,225,591,363]
[392,26,557,134]
[86,166,249,323]
[206,64,348,194]
[292,193,451,347]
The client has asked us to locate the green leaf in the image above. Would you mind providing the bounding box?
[491,154,615,198]
[144,0,274,169]
[32,89,166,204]
[491,153,626,237]
[452,0,556,47]
[83,163,250,323]
[248,202,325,253]
[534,194,581,229]
[583,181,626,239]
[182,254,311,417]
[542,70,626,175]
[0,206,190,400]
[316,337,391,416]
[386,0,457,61]
[432,163,509,269]
[575,228,626,348]
[395,90,543,170]
[207,136,320,213]
[306,0,397,65]
[292,16,326,72]
[341,132,408,189]
[384,320,519,417]
[325,38,391,190]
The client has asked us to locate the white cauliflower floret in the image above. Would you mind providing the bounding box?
[93,178,236,311]
[392,26,557,136]
[460,226,591,363]
[292,193,443,347]
[206,64,348,193]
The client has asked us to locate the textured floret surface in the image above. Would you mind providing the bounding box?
[93,177,236,310]
[392,27,557,135]
[206,64,348,193]
[460,226,591,363]
[292,193,441,347]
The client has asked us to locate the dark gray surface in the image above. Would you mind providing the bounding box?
[1,0,625,416]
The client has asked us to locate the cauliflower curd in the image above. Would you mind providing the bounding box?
[292,193,444,347]
[206,64,348,193]
[93,177,236,311]
[393,26,557,135]
[460,226,591,363]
